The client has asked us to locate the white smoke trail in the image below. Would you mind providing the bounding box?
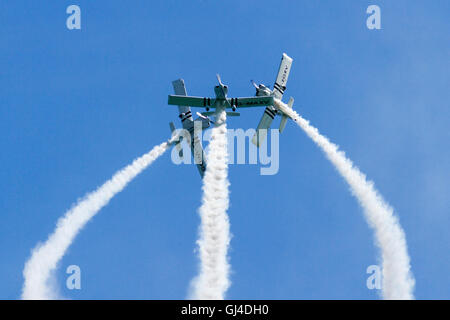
[22,139,172,300]
[274,99,415,300]
[191,108,231,300]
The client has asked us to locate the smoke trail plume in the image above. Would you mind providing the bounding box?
[191,108,231,300]
[274,99,415,299]
[22,140,172,300]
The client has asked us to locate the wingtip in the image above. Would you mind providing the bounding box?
[282,52,293,62]
[172,78,184,85]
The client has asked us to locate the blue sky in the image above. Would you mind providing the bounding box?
[0,1,449,299]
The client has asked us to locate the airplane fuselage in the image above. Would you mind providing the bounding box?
[207,82,230,111]
[255,84,273,97]
[214,84,228,99]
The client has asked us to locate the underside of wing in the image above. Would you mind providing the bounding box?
[273,53,293,99]
[251,107,276,147]
[191,135,207,178]
[229,96,274,108]
[168,95,215,107]
[172,79,190,113]
[172,79,195,129]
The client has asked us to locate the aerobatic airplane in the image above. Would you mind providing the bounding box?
[168,75,275,178]
[168,79,210,178]
[251,53,295,147]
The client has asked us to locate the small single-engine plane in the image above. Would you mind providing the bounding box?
[168,79,210,178]
[251,53,295,147]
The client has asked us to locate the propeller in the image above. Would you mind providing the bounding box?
[251,80,259,89]
[196,112,214,123]
[196,111,207,119]
[216,74,223,86]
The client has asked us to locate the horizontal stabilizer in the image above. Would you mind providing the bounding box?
[201,111,240,117]
[279,97,294,133]
[287,96,294,109]
[279,115,288,133]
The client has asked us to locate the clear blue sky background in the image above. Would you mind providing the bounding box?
[0,1,449,299]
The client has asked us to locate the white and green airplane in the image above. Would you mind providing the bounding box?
[251,53,295,147]
[168,79,209,178]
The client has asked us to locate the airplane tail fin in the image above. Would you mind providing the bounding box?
[279,97,294,133]
[279,115,288,133]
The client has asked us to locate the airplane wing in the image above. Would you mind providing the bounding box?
[172,79,195,130]
[172,80,190,114]
[228,96,274,108]
[168,95,216,107]
[251,107,276,147]
[168,96,273,108]
[192,134,207,178]
[169,122,184,158]
[273,53,293,99]
[252,53,293,147]
[169,84,208,179]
